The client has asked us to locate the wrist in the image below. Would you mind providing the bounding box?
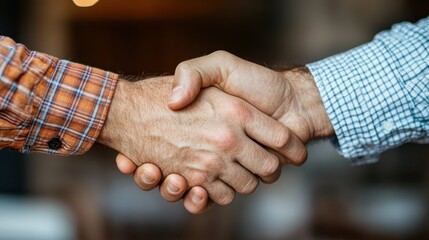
[97,78,127,150]
[97,77,173,161]
[283,67,334,140]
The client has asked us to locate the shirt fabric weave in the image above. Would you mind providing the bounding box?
[0,36,118,155]
[308,17,429,165]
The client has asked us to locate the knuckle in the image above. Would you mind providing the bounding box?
[261,171,281,184]
[211,50,230,59]
[228,100,251,120]
[240,177,259,195]
[186,171,209,187]
[199,154,225,172]
[292,148,308,166]
[217,190,236,206]
[273,130,291,150]
[213,130,240,152]
[260,156,279,177]
[175,61,201,82]
[175,61,192,73]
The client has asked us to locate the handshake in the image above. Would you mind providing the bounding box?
[97,51,334,214]
[1,18,423,215]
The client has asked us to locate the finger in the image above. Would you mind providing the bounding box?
[271,128,308,166]
[168,51,238,110]
[133,163,162,191]
[116,153,137,174]
[236,138,280,179]
[219,163,259,195]
[168,64,203,110]
[159,174,188,202]
[260,161,282,184]
[183,187,211,215]
[203,180,235,206]
[245,110,308,166]
[169,51,285,115]
[268,147,291,165]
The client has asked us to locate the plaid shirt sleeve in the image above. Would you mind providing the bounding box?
[307,17,429,165]
[0,36,118,155]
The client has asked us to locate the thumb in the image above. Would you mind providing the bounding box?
[168,64,204,110]
[168,51,235,110]
[168,51,285,114]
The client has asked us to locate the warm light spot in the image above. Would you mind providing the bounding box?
[73,0,99,7]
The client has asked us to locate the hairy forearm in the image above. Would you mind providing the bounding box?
[280,66,334,142]
[97,76,172,157]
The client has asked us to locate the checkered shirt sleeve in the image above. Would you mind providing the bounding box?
[307,17,429,165]
[0,36,118,155]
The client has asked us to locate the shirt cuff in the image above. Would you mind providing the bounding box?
[24,58,118,155]
[306,37,421,165]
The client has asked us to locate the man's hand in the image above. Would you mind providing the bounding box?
[115,154,211,214]
[168,50,334,143]
[98,76,306,207]
[117,51,335,213]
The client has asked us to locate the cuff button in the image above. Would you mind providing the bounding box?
[48,137,63,150]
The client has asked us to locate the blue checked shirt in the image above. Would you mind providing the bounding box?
[307,17,429,165]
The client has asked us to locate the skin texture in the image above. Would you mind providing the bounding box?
[116,51,334,214]
[98,75,306,207]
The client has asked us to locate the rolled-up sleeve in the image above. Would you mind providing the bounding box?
[0,36,118,155]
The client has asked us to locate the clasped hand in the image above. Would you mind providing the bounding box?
[102,51,333,214]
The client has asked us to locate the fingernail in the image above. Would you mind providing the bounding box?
[167,182,180,194]
[169,86,184,103]
[141,170,156,184]
[192,193,202,203]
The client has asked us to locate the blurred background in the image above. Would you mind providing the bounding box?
[0,0,428,239]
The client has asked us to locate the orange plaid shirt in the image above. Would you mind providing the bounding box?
[0,36,118,155]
